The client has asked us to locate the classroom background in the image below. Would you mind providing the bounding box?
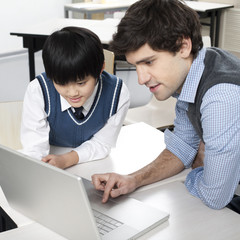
[0,0,240,103]
[0,1,240,238]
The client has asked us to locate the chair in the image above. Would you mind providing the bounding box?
[115,60,153,108]
[103,49,115,74]
[0,101,23,150]
[124,96,177,130]
[202,36,211,48]
[123,36,212,130]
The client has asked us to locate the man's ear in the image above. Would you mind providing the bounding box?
[180,38,192,58]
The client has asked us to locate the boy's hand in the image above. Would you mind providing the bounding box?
[41,151,79,169]
[91,173,137,203]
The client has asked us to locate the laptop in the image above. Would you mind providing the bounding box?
[0,144,169,240]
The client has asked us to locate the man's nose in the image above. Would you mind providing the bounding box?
[136,67,150,85]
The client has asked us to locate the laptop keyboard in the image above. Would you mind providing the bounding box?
[92,209,123,236]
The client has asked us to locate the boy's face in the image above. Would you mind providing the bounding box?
[125,42,193,101]
[53,75,96,108]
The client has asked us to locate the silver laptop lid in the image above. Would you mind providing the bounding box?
[0,144,100,240]
[0,144,169,240]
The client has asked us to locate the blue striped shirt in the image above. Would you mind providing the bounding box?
[165,48,240,209]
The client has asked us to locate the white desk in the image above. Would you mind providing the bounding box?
[10,18,120,81]
[1,181,240,240]
[186,1,233,12]
[186,1,233,47]
[1,123,240,239]
[64,0,137,19]
[11,0,234,81]
[64,0,233,47]
[62,122,190,192]
[132,181,240,240]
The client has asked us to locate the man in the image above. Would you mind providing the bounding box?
[92,0,240,212]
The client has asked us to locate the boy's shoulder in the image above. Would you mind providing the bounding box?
[101,70,123,86]
[102,70,118,80]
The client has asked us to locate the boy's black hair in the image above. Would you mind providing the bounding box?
[110,0,203,59]
[42,26,104,85]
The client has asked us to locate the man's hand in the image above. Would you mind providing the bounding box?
[91,173,137,203]
[41,151,79,169]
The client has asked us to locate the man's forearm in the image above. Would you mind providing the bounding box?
[130,148,185,188]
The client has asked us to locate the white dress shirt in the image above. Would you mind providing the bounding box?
[20,78,130,163]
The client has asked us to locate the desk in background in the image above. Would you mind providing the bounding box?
[64,1,233,47]
[10,18,120,81]
[64,0,137,19]
[186,1,233,47]
[10,2,233,81]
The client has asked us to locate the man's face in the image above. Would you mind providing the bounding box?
[53,75,96,108]
[125,43,192,101]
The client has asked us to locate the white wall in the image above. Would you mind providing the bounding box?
[0,0,71,54]
[0,0,71,102]
[0,51,45,102]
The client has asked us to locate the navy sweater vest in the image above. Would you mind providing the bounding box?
[37,71,122,147]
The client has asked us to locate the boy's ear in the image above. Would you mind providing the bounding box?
[180,37,192,58]
[101,62,106,74]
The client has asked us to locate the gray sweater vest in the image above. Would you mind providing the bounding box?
[187,48,240,141]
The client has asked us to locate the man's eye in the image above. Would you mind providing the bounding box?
[145,61,153,65]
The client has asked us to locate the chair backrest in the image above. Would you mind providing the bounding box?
[202,36,211,47]
[0,101,23,150]
[103,49,115,74]
[115,60,153,108]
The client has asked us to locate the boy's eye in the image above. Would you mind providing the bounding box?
[77,81,86,85]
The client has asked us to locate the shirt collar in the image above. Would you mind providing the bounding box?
[178,47,206,103]
[60,82,99,113]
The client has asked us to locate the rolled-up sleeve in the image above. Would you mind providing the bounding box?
[165,100,200,168]
[165,129,198,168]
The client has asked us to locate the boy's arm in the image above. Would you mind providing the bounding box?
[20,79,50,160]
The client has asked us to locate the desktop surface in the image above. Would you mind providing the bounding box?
[0,123,240,239]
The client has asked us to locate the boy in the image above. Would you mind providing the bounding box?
[20,26,130,169]
[92,0,240,212]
